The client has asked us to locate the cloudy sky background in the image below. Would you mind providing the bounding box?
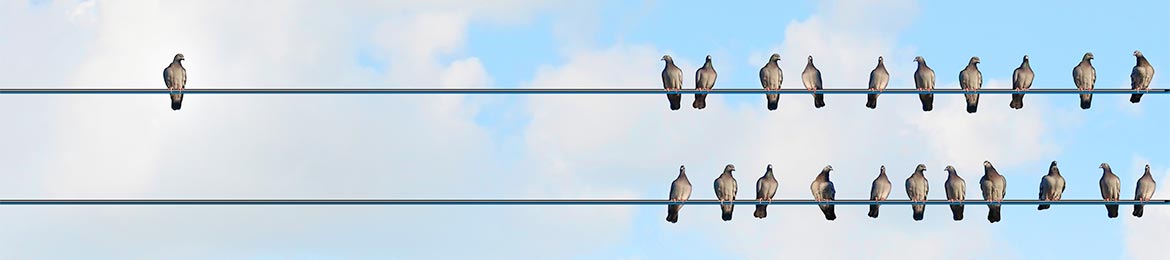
[1,0,1169,259]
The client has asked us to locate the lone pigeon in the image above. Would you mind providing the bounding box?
[1011,55,1034,109]
[914,56,936,111]
[760,53,783,110]
[960,56,983,113]
[755,164,779,219]
[1073,53,1096,109]
[868,165,892,218]
[1134,164,1157,218]
[906,164,930,221]
[980,161,1007,223]
[163,53,187,110]
[694,55,717,110]
[867,56,890,109]
[1131,50,1156,103]
[666,165,693,223]
[945,165,967,221]
[1099,163,1121,218]
[1038,161,1066,210]
[661,55,684,110]
[714,164,738,221]
[802,56,826,108]
[810,165,836,221]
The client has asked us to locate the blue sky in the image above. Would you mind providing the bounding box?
[1,0,1169,259]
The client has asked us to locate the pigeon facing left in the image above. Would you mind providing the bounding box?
[1131,50,1156,103]
[1011,55,1034,109]
[1134,164,1157,218]
[755,164,779,219]
[694,55,717,110]
[1073,53,1096,109]
[906,164,930,221]
[163,53,187,110]
[960,56,983,113]
[714,164,738,221]
[802,56,826,108]
[1099,163,1121,218]
[666,165,693,223]
[661,55,684,110]
[914,56,936,111]
[944,165,966,221]
[867,56,890,109]
[810,165,837,221]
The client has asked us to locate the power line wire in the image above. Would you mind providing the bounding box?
[1,199,1166,206]
[0,88,1167,95]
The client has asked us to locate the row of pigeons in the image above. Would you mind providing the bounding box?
[660,51,1157,111]
[666,162,1157,223]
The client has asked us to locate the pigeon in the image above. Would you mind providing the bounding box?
[755,164,779,219]
[1131,50,1156,103]
[1099,163,1121,218]
[868,165,892,218]
[980,161,1007,223]
[867,56,890,109]
[1038,161,1066,211]
[760,53,784,111]
[960,56,983,113]
[906,164,930,221]
[1134,164,1157,218]
[1011,55,1034,109]
[714,164,738,221]
[1073,52,1096,109]
[944,165,967,221]
[802,55,826,108]
[661,55,684,110]
[810,165,837,221]
[666,165,693,223]
[914,56,936,112]
[163,53,187,110]
[694,55,717,110]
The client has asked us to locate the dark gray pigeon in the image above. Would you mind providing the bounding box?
[693,55,717,109]
[760,53,783,111]
[960,56,983,113]
[914,56,936,111]
[1073,53,1096,109]
[945,165,966,221]
[714,164,738,221]
[755,164,779,219]
[980,161,1007,223]
[661,55,684,110]
[802,56,825,108]
[906,164,930,221]
[868,165,892,218]
[1134,164,1157,217]
[1011,55,1034,109]
[1038,161,1065,211]
[163,53,187,110]
[810,165,836,220]
[666,165,693,223]
[1099,163,1121,218]
[1131,50,1156,103]
[867,56,890,109]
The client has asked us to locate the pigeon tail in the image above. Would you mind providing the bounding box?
[666,205,680,223]
[721,204,734,221]
[1131,94,1144,103]
[693,94,707,109]
[814,94,825,108]
[966,100,978,113]
[868,204,880,218]
[1010,94,1024,109]
[766,94,779,111]
[912,205,925,221]
[1038,204,1051,210]
[754,205,768,219]
[1080,94,1092,109]
[667,94,681,110]
[950,205,964,221]
[170,99,183,110]
[821,205,836,221]
[1107,204,1119,218]
[920,94,934,111]
[866,94,878,109]
[987,205,1001,223]
[1134,204,1145,218]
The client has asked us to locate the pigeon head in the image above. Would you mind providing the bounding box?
[1146,164,1151,171]
[1050,161,1058,167]
[725,164,736,172]
[880,165,886,171]
[661,55,673,62]
[1134,50,1145,58]
[769,53,781,62]
[1083,52,1094,60]
[983,161,992,167]
[807,55,814,61]
[767,164,773,170]
[1099,163,1110,169]
[823,165,833,172]
[1023,55,1029,61]
[914,56,926,64]
[916,164,927,172]
[945,165,955,172]
[970,56,981,64]
[173,53,185,62]
[705,55,712,61]
[878,56,884,62]
[680,165,686,171]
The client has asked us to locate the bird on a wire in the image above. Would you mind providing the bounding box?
[1099,163,1121,218]
[694,55,717,110]
[960,56,983,113]
[867,56,890,109]
[661,55,684,110]
[1037,161,1065,211]
[914,56,936,112]
[163,53,187,110]
[802,55,826,108]
[944,165,966,221]
[868,165,891,218]
[811,165,837,221]
[906,164,930,221]
[1011,55,1034,109]
[1073,52,1096,109]
[1131,50,1155,103]
[754,164,779,219]
[666,165,692,223]
[760,53,783,111]
[714,164,738,221]
[1134,164,1157,218]
[981,161,1007,223]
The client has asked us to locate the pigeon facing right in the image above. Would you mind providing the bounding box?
[714,164,738,221]
[755,164,779,219]
[1099,163,1121,218]
[980,161,1007,223]
[661,55,684,110]
[1011,55,1034,109]
[694,55,717,110]
[906,164,930,221]
[1131,50,1156,103]
[1038,161,1066,211]
[867,56,890,109]
[760,53,783,110]
[944,165,966,221]
[163,53,187,110]
[1134,164,1157,218]
[666,165,692,223]
[810,165,837,220]
[802,56,826,108]
[1073,52,1096,109]
[868,165,892,218]
[960,56,983,113]
[914,56,936,111]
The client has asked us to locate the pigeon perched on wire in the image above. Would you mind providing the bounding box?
[760,54,783,110]
[694,55,717,110]
[866,56,889,109]
[714,164,738,221]
[754,164,779,219]
[1099,163,1121,218]
[1038,161,1065,211]
[960,57,983,113]
[1131,50,1155,103]
[906,164,930,221]
[802,56,826,108]
[914,56,935,112]
[810,165,836,221]
[1073,53,1096,109]
[980,161,1007,223]
[1134,164,1157,218]
[661,55,684,110]
[868,165,891,218]
[1011,55,1034,109]
[944,165,966,221]
[163,53,187,110]
[666,165,692,223]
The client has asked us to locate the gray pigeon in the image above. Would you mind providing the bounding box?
[802,56,826,108]
[944,165,967,221]
[666,165,693,223]
[760,53,784,111]
[960,56,983,113]
[1131,50,1156,103]
[906,164,930,221]
[694,55,717,110]
[1073,52,1096,109]
[163,53,187,110]
[1038,161,1066,210]
[1011,55,1034,109]
[867,56,890,109]
[714,164,738,221]
[661,55,684,110]
[1099,163,1121,218]
[810,165,836,220]
[868,165,892,218]
[914,56,936,111]
[980,161,1007,223]
[755,164,779,219]
[1134,164,1157,218]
